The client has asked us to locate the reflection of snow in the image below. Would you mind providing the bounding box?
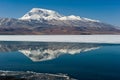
[83,47,100,52]
[19,47,99,62]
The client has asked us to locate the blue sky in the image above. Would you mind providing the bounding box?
[0,0,120,26]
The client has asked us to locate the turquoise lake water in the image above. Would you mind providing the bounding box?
[0,42,120,80]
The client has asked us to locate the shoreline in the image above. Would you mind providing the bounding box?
[0,35,120,44]
[0,70,76,80]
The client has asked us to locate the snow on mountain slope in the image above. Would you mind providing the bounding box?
[59,15,82,20]
[82,17,100,22]
[20,8,99,22]
[20,8,62,20]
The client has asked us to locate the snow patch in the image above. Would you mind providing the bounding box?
[60,15,82,20]
[83,17,100,22]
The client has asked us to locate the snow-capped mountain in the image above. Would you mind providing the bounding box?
[20,8,62,20]
[20,8,99,22]
[0,8,119,35]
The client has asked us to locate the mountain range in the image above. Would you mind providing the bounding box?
[0,8,120,35]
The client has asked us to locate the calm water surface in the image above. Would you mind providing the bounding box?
[0,42,120,80]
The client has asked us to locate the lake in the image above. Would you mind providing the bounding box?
[0,41,120,80]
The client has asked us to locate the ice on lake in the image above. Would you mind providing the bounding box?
[0,35,120,44]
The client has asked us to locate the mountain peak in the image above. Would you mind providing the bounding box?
[20,8,62,20]
[20,8,99,22]
[30,8,56,13]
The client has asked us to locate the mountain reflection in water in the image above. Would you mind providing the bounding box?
[0,41,100,62]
